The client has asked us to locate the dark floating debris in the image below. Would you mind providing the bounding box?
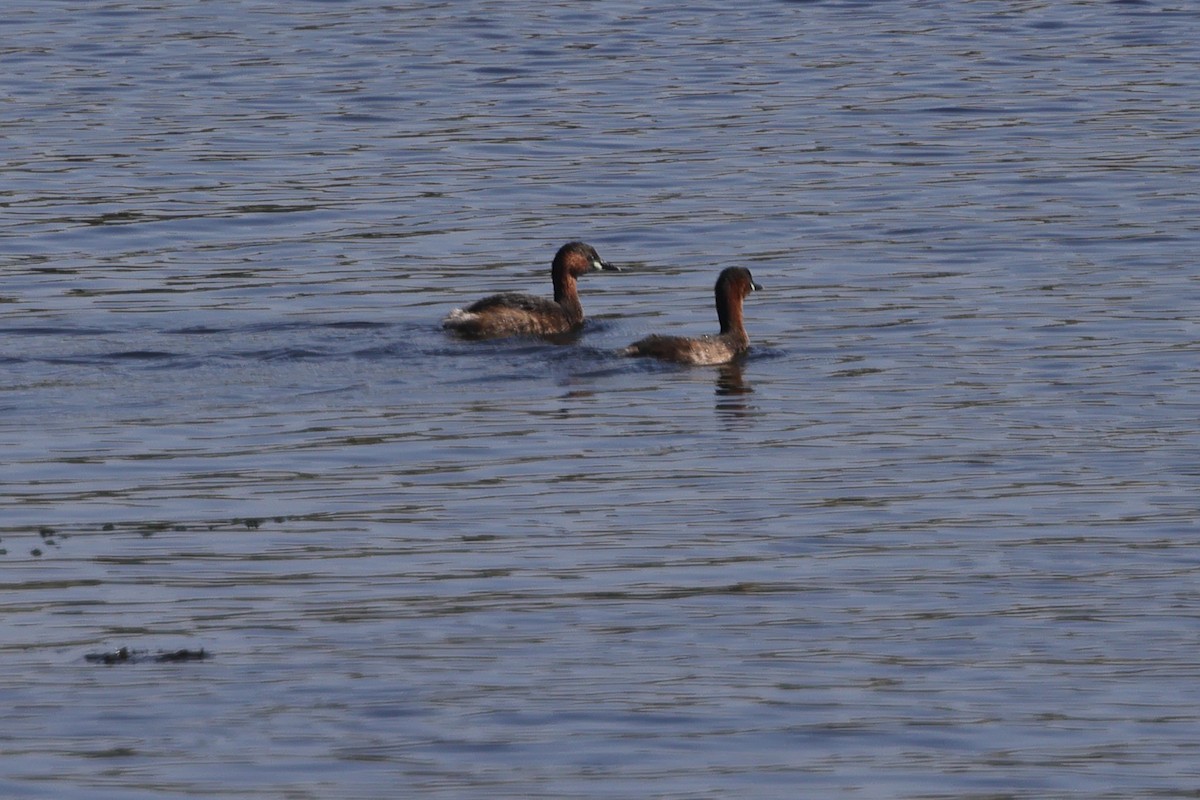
[92,518,293,536]
[85,647,210,665]
[155,648,209,663]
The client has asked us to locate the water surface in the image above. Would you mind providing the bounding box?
[3,2,1200,798]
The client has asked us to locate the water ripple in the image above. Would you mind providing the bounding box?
[2,1,1200,798]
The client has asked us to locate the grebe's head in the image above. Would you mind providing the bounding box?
[554,241,620,277]
[716,266,762,299]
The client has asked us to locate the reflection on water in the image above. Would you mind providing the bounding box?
[3,1,1200,798]
[714,361,756,423]
[715,362,751,398]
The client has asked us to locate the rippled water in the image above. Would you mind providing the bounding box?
[4,1,1200,798]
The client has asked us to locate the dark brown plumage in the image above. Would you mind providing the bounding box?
[622,267,762,365]
[443,242,619,338]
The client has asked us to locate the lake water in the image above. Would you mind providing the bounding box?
[3,1,1200,797]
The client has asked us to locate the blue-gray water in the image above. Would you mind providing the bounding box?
[3,2,1200,797]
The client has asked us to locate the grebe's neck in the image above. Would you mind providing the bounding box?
[553,272,584,323]
[716,285,745,339]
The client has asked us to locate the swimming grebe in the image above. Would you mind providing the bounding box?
[621,267,762,365]
[442,241,619,338]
